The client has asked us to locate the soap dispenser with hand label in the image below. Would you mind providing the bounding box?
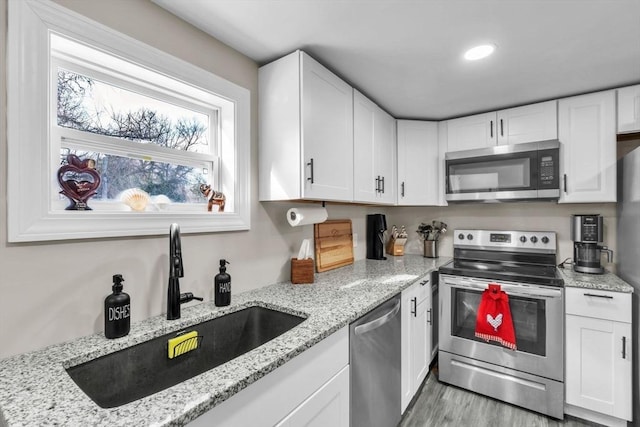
[214,259,231,307]
[104,274,130,339]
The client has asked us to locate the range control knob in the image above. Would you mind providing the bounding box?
[541,236,550,244]
[530,236,538,243]
[520,236,527,243]
[467,234,474,241]
[458,233,465,240]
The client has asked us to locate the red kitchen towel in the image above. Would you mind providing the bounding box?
[474,283,517,350]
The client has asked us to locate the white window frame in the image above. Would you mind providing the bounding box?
[7,0,251,242]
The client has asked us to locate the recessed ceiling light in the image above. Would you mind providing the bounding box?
[464,44,496,61]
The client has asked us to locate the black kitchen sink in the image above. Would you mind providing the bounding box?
[66,306,306,408]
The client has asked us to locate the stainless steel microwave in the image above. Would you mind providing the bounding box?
[445,140,560,202]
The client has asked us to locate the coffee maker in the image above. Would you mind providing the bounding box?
[366,214,387,260]
[571,214,613,274]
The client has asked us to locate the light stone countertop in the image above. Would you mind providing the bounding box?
[558,267,635,293]
[0,255,450,427]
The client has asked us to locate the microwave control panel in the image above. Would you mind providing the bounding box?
[538,149,559,188]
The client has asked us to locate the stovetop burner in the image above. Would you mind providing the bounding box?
[438,229,564,287]
[439,259,564,286]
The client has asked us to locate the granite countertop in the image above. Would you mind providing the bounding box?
[558,267,635,293]
[0,255,450,427]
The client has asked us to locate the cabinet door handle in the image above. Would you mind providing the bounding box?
[500,119,504,137]
[307,158,314,184]
[427,308,432,325]
[490,120,494,138]
[381,176,385,194]
[563,174,567,193]
[401,181,405,198]
[583,293,614,299]
[622,336,627,359]
[411,297,417,317]
[375,176,380,193]
[420,279,429,286]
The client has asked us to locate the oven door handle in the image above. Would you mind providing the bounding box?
[449,281,562,299]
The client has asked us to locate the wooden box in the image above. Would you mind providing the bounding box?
[291,258,314,284]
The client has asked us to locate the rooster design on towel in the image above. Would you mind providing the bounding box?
[486,313,503,331]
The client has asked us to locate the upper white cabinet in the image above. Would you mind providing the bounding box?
[259,50,354,202]
[496,101,558,145]
[353,90,396,204]
[617,84,640,133]
[443,100,558,152]
[565,288,632,426]
[397,120,445,206]
[401,275,433,413]
[558,90,616,203]
[444,112,496,152]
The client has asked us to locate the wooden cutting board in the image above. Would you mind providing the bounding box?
[314,219,354,272]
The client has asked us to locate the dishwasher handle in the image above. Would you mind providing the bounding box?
[354,300,401,336]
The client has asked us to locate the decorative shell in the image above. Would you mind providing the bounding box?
[120,188,150,211]
[151,194,171,210]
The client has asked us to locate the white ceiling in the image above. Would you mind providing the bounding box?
[153,0,640,120]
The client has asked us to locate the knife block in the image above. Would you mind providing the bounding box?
[386,237,407,256]
[291,258,314,284]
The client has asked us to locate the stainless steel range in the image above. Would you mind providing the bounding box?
[438,229,564,419]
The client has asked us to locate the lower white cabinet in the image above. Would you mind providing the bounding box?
[276,366,349,427]
[401,275,433,413]
[188,327,349,427]
[565,288,632,426]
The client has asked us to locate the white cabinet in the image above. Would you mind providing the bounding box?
[565,288,632,426]
[276,366,349,427]
[443,101,557,153]
[259,50,354,202]
[188,327,349,427]
[353,90,396,204]
[617,84,640,133]
[401,275,433,413]
[396,120,445,206]
[444,112,496,152]
[496,101,557,145]
[558,90,616,203]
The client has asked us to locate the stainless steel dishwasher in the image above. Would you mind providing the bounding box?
[350,294,401,427]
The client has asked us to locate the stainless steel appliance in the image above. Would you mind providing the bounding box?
[366,213,387,260]
[350,294,401,427]
[438,229,565,419]
[445,140,560,202]
[571,214,613,274]
[616,144,640,421]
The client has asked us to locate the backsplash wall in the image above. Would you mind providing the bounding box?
[384,202,618,268]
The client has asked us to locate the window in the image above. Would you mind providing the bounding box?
[8,0,250,242]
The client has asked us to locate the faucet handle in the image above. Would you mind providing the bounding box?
[180,292,203,304]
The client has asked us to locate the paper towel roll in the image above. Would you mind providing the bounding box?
[287,206,328,227]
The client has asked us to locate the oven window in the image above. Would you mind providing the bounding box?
[447,155,534,193]
[451,288,546,356]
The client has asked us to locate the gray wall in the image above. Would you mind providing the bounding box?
[0,0,620,360]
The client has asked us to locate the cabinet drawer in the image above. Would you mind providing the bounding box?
[565,287,631,322]
[414,274,431,303]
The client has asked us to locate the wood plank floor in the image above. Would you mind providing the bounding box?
[400,370,604,427]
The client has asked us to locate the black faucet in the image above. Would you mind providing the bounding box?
[167,223,203,320]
